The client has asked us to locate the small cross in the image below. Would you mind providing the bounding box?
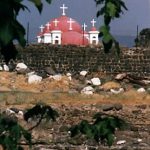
[53,19,59,27]
[82,23,87,31]
[91,19,96,27]
[67,18,75,30]
[60,4,68,16]
[39,25,44,32]
[46,22,51,30]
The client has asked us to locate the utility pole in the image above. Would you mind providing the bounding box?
[136,25,139,49]
[26,22,29,45]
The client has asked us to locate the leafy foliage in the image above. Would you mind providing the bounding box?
[135,28,150,48]
[70,113,127,146]
[0,114,31,150]
[95,0,128,54]
[24,103,59,130]
[0,0,52,63]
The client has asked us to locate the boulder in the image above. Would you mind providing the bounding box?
[16,63,29,74]
[44,67,56,75]
[50,74,62,81]
[80,70,88,76]
[28,74,42,84]
[110,88,124,94]
[115,73,127,80]
[16,63,27,70]
[3,64,9,71]
[0,65,3,71]
[102,104,114,111]
[91,77,101,86]
[66,73,72,81]
[81,86,94,95]
[137,87,146,93]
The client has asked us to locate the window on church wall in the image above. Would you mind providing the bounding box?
[92,40,96,45]
[55,40,59,44]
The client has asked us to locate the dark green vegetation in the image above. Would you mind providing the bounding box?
[70,112,127,146]
[135,28,150,48]
[0,114,31,150]
[0,103,59,150]
[95,0,127,54]
[0,0,52,63]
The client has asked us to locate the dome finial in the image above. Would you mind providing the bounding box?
[53,19,59,27]
[67,18,75,30]
[46,22,51,30]
[60,4,68,16]
[82,23,87,31]
[39,25,44,32]
[91,19,96,27]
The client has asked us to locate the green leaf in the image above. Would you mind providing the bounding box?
[106,134,114,147]
[28,0,43,13]
[103,33,113,44]
[106,2,117,18]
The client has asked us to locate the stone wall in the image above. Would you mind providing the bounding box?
[2,44,150,76]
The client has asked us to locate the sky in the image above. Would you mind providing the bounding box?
[18,0,150,43]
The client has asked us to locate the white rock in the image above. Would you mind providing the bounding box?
[116,140,126,145]
[3,64,9,71]
[6,108,15,115]
[91,77,101,86]
[0,65,3,71]
[137,139,142,142]
[66,73,72,81]
[110,88,124,94]
[137,88,146,93]
[16,63,27,71]
[115,73,127,80]
[81,86,94,95]
[27,71,35,76]
[28,75,42,84]
[80,71,88,76]
[52,74,62,81]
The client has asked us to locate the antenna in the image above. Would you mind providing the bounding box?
[26,22,29,45]
[136,25,139,48]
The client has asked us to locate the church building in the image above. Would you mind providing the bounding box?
[37,4,99,46]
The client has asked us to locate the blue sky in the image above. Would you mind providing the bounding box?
[18,0,150,42]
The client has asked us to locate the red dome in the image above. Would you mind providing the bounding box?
[49,16,82,33]
[62,31,89,45]
[90,27,97,31]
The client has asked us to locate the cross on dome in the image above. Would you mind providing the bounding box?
[91,19,96,27]
[53,19,59,27]
[82,23,87,31]
[39,25,44,32]
[60,4,68,16]
[46,22,51,30]
[67,18,75,30]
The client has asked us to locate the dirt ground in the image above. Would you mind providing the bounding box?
[0,72,150,150]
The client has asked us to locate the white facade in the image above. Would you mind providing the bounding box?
[43,33,52,43]
[89,31,99,45]
[51,30,62,45]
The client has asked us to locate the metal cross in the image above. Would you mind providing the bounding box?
[60,4,68,16]
[91,19,96,27]
[46,22,51,30]
[82,23,87,31]
[67,18,75,30]
[39,25,44,32]
[53,19,59,27]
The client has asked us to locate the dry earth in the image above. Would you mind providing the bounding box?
[0,72,150,150]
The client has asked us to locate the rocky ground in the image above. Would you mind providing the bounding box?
[0,71,150,150]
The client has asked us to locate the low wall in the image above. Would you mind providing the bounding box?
[3,44,150,76]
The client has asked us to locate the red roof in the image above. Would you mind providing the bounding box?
[49,16,82,33]
[90,27,97,31]
[62,31,89,45]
